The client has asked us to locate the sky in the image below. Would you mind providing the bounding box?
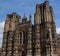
[0,0,60,48]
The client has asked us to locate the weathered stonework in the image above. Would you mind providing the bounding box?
[0,1,58,56]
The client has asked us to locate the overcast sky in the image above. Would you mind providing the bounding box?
[0,0,60,48]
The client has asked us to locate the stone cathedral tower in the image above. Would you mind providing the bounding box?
[0,0,58,56]
[34,1,58,56]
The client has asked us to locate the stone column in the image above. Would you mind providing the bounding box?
[6,31,14,56]
[27,26,32,56]
[35,25,41,56]
[13,30,19,56]
[48,29,58,56]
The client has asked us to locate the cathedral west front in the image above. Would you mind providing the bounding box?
[0,0,58,56]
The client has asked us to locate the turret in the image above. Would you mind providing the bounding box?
[22,14,27,23]
[29,14,32,22]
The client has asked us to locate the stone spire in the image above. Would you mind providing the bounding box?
[29,14,32,22]
[22,13,27,23]
[23,13,26,18]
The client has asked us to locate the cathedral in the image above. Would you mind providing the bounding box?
[0,0,58,56]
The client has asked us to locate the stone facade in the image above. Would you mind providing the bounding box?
[0,1,58,56]
[56,34,60,56]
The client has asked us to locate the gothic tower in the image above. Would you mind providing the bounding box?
[34,0,58,56]
[1,12,20,56]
